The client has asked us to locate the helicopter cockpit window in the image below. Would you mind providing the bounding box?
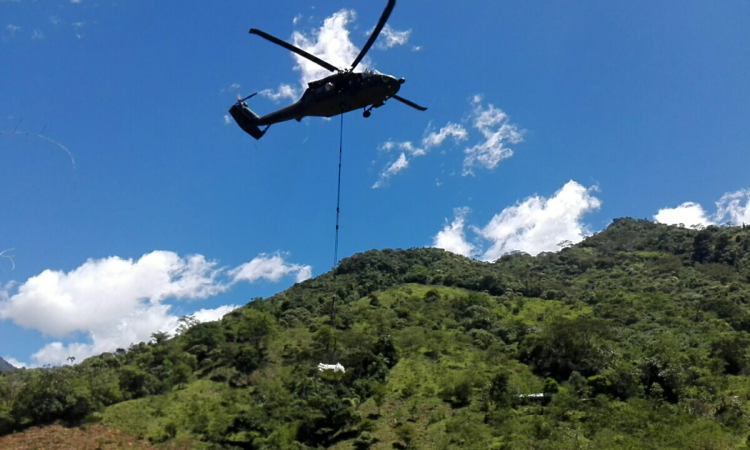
[362,69,382,79]
[325,81,334,91]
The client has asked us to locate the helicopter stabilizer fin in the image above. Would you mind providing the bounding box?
[229,102,266,140]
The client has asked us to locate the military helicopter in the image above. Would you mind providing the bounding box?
[229,0,426,139]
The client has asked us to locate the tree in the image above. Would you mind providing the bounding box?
[371,381,387,416]
[175,315,200,335]
[710,332,750,375]
[150,331,170,345]
[519,316,612,380]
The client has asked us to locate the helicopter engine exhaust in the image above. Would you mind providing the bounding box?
[229,98,266,140]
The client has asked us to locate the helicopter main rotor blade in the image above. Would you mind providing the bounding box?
[392,94,427,111]
[350,0,396,71]
[249,28,340,73]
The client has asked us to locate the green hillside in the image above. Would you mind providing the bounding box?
[3,218,750,449]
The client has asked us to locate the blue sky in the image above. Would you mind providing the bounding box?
[1,0,748,367]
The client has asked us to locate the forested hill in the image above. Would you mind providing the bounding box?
[0,358,14,373]
[3,218,750,449]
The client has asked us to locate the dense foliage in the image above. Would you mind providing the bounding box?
[3,218,750,449]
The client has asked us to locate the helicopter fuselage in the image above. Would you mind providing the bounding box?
[254,70,403,126]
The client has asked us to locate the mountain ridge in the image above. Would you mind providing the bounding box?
[0,357,14,372]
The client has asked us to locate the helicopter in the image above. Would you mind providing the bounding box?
[229,0,426,140]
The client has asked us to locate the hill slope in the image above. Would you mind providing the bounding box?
[2,218,750,449]
[0,358,15,373]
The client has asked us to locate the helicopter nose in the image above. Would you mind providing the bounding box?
[383,75,401,90]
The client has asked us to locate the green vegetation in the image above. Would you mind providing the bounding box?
[3,218,750,448]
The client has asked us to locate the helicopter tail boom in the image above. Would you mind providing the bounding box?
[229,101,267,140]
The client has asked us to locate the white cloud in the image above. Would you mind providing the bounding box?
[477,181,601,260]
[372,95,522,185]
[223,114,231,125]
[49,15,62,26]
[230,253,312,284]
[423,123,469,148]
[220,83,241,95]
[27,303,242,368]
[192,304,241,323]
[0,251,225,337]
[715,189,750,225]
[31,28,43,41]
[374,123,468,186]
[372,153,409,188]
[291,10,365,87]
[653,202,712,227]
[412,45,422,52]
[432,181,601,261]
[462,97,523,175]
[373,24,411,49]
[433,207,475,257]
[71,22,85,39]
[379,140,424,156]
[293,13,303,25]
[0,250,310,366]
[654,188,750,227]
[259,83,298,102]
[5,25,21,37]
[71,0,82,3]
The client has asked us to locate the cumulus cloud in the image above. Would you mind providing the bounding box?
[230,253,312,283]
[654,188,750,227]
[372,24,411,49]
[476,181,601,260]
[0,250,311,366]
[293,14,303,25]
[373,123,468,187]
[259,83,298,102]
[223,114,231,125]
[432,181,601,261]
[462,96,524,175]
[0,251,226,337]
[432,207,475,257]
[31,28,43,41]
[653,202,712,227]
[291,10,364,87]
[372,153,409,188]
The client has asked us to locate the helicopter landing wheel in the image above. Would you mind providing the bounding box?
[363,109,372,118]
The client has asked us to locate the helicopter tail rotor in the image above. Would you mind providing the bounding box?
[236,92,258,104]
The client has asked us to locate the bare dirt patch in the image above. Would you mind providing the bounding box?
[0,423,161,450]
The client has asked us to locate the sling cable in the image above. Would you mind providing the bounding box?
[318,112,346,378]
